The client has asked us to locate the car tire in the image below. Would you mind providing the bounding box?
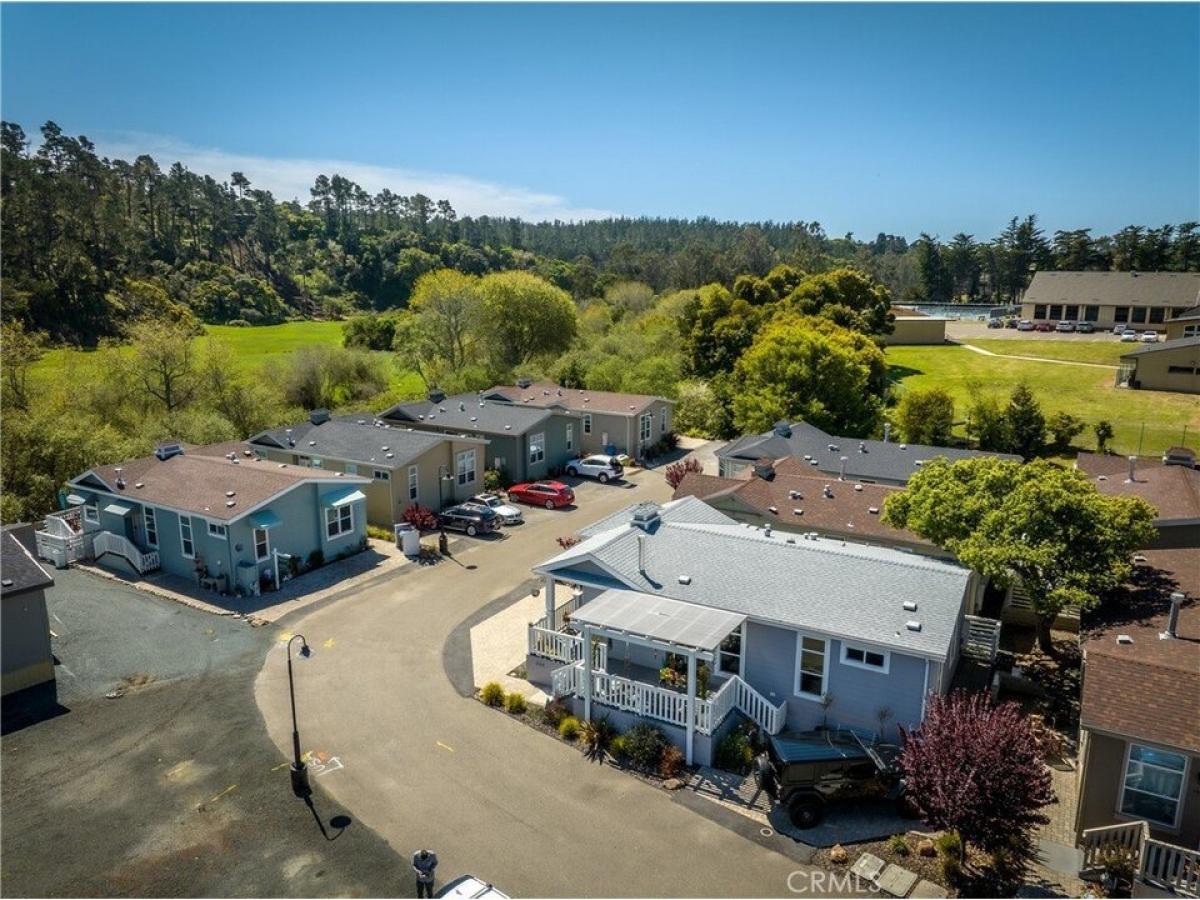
[788,797,824,829]
[466,524,477,536]
[566,466,577,477]
[545,500,555,510]
[598,473,609,483]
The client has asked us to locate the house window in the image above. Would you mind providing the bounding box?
[529,433,545,464]
[1149,307,1166,325]
[1048,305,1062,321]
[718,630,742,675]
[1033,304,1047,320]
[582,414,592,435]
[253,527,270,561]
[179,516,195,559]
[1083,305,1099,322]
[795,634,828,699]
[1064,305,1079,321]
[325,504,354,539]
[373,470,390,481]
[345,464,358,475]
[144,507,158,547]
[310,458,323,469]
[207,522,227,540]
[1184,324,1200,338]
[841,643,890,673]
[1115,307,1130,323]
[1131,307,1148,324]
[84,505,99,524]
[456,449,476,486]
[1168,365,1199,375]
[1121,744,1187,828]
[408,465,418,501]
[639,413,652,446]
[566,424,573,451]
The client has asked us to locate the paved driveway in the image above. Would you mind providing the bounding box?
[254,470,847,897]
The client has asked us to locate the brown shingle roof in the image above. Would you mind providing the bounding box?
[79,449,366,523]
[485,382,669,416]
[1081,548,1200,752]
[1075,453,1200,524]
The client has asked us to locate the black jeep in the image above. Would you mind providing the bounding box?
[754,730,907,828]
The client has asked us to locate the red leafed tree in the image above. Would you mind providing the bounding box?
[664,457,703,489]
[900,691,1054,860]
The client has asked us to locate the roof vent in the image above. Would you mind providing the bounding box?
[915,460,924,467]
[382,446,389,452]
[1,579,12,588]
[768,505,778,514]
[358,419,366,425]
[1133,554,1147,564]
[899,443,907,450]
[788,490,802,500]
[114,467,125,489]
[803,455,812,462]
[631,502,662,532]
[308,440,317,446]
[225,491,236,498]
[470,416,477,423]
[823,484,833,498]
[868,506,879,515]
[809,459,818,466]
[1163,592,1185,639]
[773,420,792,438]
[903,600,917,612]
[309,408,331,426]
[764,524,773,537]
[386,453,394,459]
[678,575,692,585]
[428,389,446,404]
[1116,634,1133,645]
[516,377,532,389]
[504,425,512,430]
[793,508,803,515]
[135,481,144,489]
[753,460,776,481]
[225,500,236,508]
[853,484,863,491]
[459,401,466,412]
[905,620,922,632]
[858,442,867,453]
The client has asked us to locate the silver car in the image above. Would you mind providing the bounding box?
[465,493,524,525]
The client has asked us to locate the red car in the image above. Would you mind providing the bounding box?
[507,481,575,509]
[1034,322,1055,332]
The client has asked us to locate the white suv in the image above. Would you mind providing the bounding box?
[565,454,624,483]
[464,493,524,525]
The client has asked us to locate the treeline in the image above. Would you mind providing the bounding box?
[4,120,1199,345]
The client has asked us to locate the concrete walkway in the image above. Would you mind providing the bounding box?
[958,343,1119,370]
[468,588,549,702]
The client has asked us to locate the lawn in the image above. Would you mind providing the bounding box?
[885,344,1199,456]
[32,320,425,397]
[965,338,1131,366]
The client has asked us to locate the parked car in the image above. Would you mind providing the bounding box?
[1075,321,1095,334]
[1055,320,1075,333]
[464,493,523,525]
[438,504,499,536]
[1005,317,1020,329]
[755,730,908,829]
[507,481,575,509]
[435,876,510,899]
[1034,322,1055,332]
[565,454,624,483]
[1120,329,1140,342]
[1113,323,1129,335]
[987,318,1004,328]
[1016,319,1034,331]
[1140,331,1159,343]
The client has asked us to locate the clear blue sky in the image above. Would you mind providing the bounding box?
[3,3,1197,237]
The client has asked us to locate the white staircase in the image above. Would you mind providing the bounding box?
[92,531,160,575]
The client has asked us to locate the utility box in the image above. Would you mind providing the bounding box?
[395,522,420,556]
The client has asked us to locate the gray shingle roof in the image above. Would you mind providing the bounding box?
[250,416,479,468]
[539,500,970,660]
[1120,335,1200,357]
[717,421,1019,484]
[1023,271,1200,308]
[578,496,735,538]
[379,393,574,436]
[2,526,54,597]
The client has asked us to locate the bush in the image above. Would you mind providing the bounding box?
[622,723,667,770]
[559,716,581,741]
[402,504,440,531]
[659,744,686,779]
[307,549,325,569]
[715,728,755,774]
[660,431,679,452]
[664,456,703,489]
[366,524,394,542]
[888,834,910,857]
[580,717,616,758]
[543,699,570,727]
[503,691,528,715]
[609,735,627,759]
[935,830,962,859]
[483,468,509,491]
[480,682,505,707]
[940,855,962,887]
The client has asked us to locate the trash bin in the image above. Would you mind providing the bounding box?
[394,522,421,556]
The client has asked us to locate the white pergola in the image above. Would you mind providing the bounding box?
[567,589,745,763]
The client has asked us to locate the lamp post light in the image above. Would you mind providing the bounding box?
[436,464,455,551]
[286,634,314,798]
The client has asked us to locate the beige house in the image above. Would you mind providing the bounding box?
[1118,336,1200,395]
[1021,271,1200,332]
[247,411,489,525]
[1166,305,1200,340]
[483,380,675,456]
[888,307,947,344]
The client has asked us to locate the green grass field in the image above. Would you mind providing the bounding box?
[885,343,1199,456]
[965,338,1130,366]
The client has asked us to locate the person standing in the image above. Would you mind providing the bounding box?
[412,848,438,898]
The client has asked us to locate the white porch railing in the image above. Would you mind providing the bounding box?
[1080,821,1200,897]
[593,668,691,725]
[1081,821,1147,872]
[532,588,588,632]
[962,615,1002,663]
[528,626,607,668]
[92,531,160,575]
[730,676,787,735]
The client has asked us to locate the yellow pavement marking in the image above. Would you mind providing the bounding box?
[322,638,335,649]
[270,760,291,771]
[208,784,238,803]
[435,741,455,753]
[277,631,293,643]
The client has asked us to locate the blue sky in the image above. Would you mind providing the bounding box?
[3,3,1197,237]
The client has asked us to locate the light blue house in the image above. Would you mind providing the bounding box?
[50,442,369,596]
[526,498,980,765]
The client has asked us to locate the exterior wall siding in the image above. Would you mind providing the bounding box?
[889,318,947,345]
[1021,302,1195,333]
[1,588,55,696]
[1127,347,1200,395]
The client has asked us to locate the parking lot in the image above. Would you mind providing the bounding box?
[947,319,1157,342]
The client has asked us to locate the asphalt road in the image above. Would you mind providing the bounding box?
[1,569,410,898]
[255,468,847,898]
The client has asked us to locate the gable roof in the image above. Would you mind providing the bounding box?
[1,525,54,598]
[249,415,482,468]
[717,421,1019,483]
[1120,335,1200,357]
[1171,304,1200,323]
[1075,452,1200,525]
[483,382,670,417]
[72,448,368,523]
[539,497,970,660]
[379,393,572,436]
[1023,271,1200,308]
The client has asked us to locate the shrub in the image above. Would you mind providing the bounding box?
[888,834,910,857]
[622,723,666,770]
[483,467,509,491]
[935,830,962,859]
[659,745,686,779]
[366,524,394,542]
[480,682,505,707]
[715,728,755,774]
[609,735,627,759]
[660,430,679,452]
[402,504,440,531]
[940,855,962,887]
[559,716,581,741]
[579,717,616,759]
[307,549,325,569]
[503,691,528,715]
[664,456,703,489]
[543,699,570,727]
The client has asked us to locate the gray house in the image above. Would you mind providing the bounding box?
[379,391,580,484]
[526,498,979,765]
[716,420,1020,483]
[248,411,490,523]
[2,524,56,702]
[482,380,675,456]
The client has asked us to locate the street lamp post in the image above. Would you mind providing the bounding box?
[286,634,314,797]
[436,464,455,553]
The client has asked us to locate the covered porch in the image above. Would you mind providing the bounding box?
[537,588,786,764]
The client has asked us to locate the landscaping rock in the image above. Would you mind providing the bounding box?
[917,838,936,857]
[829,845,848,865]
[662,778,685,790]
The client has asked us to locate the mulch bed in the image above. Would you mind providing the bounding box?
[814,832,954,893]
